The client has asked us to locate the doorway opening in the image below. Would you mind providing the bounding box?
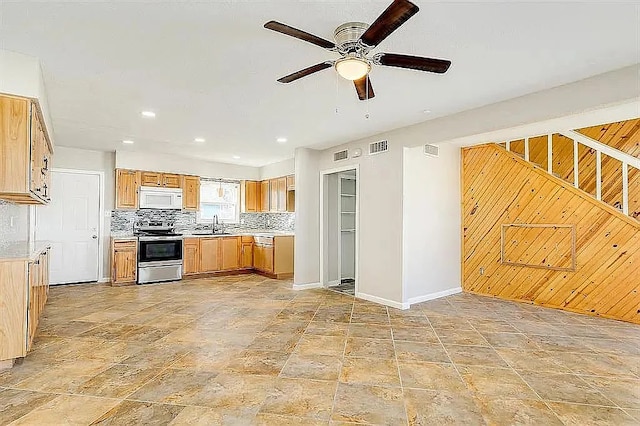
[321,166,358,296]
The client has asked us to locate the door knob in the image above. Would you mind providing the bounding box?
[92,235,98,239]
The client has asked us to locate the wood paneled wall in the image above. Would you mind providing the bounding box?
[462,144,640,324]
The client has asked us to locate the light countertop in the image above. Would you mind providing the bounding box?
[0,241,51,262]
[111,230,294,240]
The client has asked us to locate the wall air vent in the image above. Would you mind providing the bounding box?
[369,140,388,155]
[333,149,349,162]
[424,144,439,157]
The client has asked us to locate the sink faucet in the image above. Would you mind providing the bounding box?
[212,215,220,234]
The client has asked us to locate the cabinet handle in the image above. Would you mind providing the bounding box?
[43,157,49,171]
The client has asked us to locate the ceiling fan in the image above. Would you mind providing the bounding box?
[264,0,451,101]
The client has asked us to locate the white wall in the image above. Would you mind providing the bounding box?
[51,146,116,280]
[116,151,260,180]
[259,158,294,181]
[293,148,320,286]
[380,64,640,150]
[316,137,405,306]
[402,145,461,304]
[0,49,54,146]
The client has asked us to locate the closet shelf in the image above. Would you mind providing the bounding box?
[341,229,356,233]
[341,211,356,214]
[340,194,356,197]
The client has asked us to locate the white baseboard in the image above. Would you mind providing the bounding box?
[407,287,462,306]
[356,292,409,310]
[326,280,340,287]
[292,282,323,291]
[98,277,110,284]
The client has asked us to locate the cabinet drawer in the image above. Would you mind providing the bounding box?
[241,236,254,243]
[113,240,137,249]
[254,236,273,246]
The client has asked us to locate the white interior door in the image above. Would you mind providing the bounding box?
[35,171,100,284]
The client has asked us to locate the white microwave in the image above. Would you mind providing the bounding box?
[139,186,183,210]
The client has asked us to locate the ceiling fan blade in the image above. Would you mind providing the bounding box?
[264,21,335,50]
[360,0,419,48]
[354,76,375,100]
[277,62,333,83]
[377,53,451,73]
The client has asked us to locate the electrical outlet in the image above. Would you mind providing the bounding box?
[479,267,484,276]
[240,218,245,225]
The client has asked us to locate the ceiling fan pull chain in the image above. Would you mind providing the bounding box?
[335,70,340,114]
[365,76,370,119]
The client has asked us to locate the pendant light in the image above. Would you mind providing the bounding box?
[217,180,224,197]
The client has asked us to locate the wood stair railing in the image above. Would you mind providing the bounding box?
[499,130,640,220]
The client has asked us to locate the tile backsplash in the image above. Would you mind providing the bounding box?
[0,200,30,246]
[111,209,295,234]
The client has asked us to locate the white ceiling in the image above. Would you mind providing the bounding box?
[1,1,638,167]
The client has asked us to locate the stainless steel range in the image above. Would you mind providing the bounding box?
[134,221,183,284]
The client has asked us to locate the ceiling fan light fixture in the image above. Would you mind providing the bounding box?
[335,57,370,81]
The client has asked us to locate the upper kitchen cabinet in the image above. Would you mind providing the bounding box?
[0,95,53,205]
[140,171,182,188]
[286,175,295,191]
[243,180,259,213]
[182,175,200,210]
[260,180,270,212]
[162,173,181,188]
[140,171,162,186]
[115,169,140,209]
[269,177,287,212]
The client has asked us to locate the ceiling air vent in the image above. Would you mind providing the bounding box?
[334,149,348,162]
[369,140,388,155]
[424,144,439,157]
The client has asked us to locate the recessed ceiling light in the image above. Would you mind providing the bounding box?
[422,109,431,114]
[122,140,134,144]
[141,111,156,118]
[232,155,241,159]
[276,137,287,143]
[194,138,205,143]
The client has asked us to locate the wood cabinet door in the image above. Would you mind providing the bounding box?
[163,173,181,188]
[263,246,274,273]
[269,179,279,212]
[245,181,258,212]
[221,237,240,270]
[200,238,221,272]
[253,245,263,271]
[113,248,136,283]
[0,97,29,196]
[183,176,200,210]
[140,171,162,186]
[287,175,295,191]
[241,243,253,269]
[183,238,200,275]
[29,107,43,198]
[277,177,287,212]
[260,180,270,212]
[115,169,140,209]
[27,260,39,351]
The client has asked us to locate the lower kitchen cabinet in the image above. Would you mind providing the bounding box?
[220,237,241,271]
[241,237,254,269]
[183,238,200,275]
[111,239,137,285]
[0,245,50,367]
[200,238,221,272]
[179,235,291,278]
[253,236,293,278]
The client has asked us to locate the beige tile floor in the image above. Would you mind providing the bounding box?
[1,274,639,425]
